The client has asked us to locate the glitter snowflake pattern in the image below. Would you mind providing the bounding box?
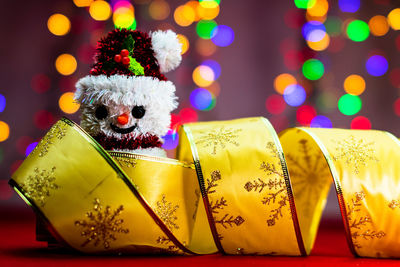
[285,139,331,214]
[31,121,67,157]
[75,198,129,249]
[114,157,137,168]
[347,191,385,249]
[332,135,378,174]
[195,127,242,155]
[244,142,288,227]
[155,194,180,231]
[206,170,245,232]
[21,167,59,207]
[156,236,181,254]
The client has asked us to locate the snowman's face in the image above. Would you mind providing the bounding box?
[75,75,178,140]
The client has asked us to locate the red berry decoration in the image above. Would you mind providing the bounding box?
[122,56,130,65]
[114,54,122,63]
[120,49,129,57]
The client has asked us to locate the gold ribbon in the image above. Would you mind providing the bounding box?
[9,117,400,257]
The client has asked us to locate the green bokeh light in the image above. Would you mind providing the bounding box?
[325,16,342,37]
[346,20,369,42]
[302,59,325,80]
[294,0,316,9]
[204,96,217,111]
[199,0,221,4]
[338,94,362,115]
[196,20,218,39]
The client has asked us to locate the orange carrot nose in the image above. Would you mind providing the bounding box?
[117,113,129,125]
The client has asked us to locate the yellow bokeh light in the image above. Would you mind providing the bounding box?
[149,0,170,20]
[307,0,328,17]
[274,73,297,95]
[197,2,220,20]
[113,7,135,28]
[369,15,389,36]
[307,32,330,51]
[55,54,77,76]
[0,121,9,142]
[185,1,201,21]
[59,92,80,114]
[174,5,195,27]
[177,34,189,54]
[344,74,366,95]
[388,8,400,30]
[193,66,214,87]
[89,0,111,21]
[195,38,217,56]
[47,14,71,36]
[306,12,327,23]
[73,0,93,7]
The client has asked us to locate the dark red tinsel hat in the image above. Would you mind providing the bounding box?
[89,28,169,81]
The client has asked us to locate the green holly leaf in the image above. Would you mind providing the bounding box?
[128,55,145,76]
[122,35,135,53]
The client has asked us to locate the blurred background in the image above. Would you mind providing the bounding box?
[1,0,400,219]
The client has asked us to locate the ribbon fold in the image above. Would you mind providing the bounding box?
[9,117,400,257]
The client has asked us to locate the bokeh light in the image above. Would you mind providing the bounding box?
[197,1,220,20]
[368,15,389,36]
[196,38,217,56]
[211,25,234,47]
[177,34,189,54]
[162,130,179,150]
[47,14,71,36]
[346,20,369,42]
[31,74,51,93]
[196,20,217,39]
[55,54,77,76]
[302,59,324,80]
[148,0,170,20]
[344,74,365,95]
[59,92,80,114]
[283,84,307,107]
[192,65,214,87]
[0,121,10,142]
[294,0,316,9]
[325,16,342,37]
[296,105,316,125]
[73,0,93,7]
[265,94,286,115]
[351,116,371,129]
[206,81,221,96]
[0,94,5,113]
[366,55,388,76]
[307,32,330,51]
[338,0,360,13]
[274,73,297,94]
[190,88,213,110]
[338,94,362,115]
[201,59,221,79]
[179,107,198,123]
[89,0,112,21]
[388,8,400,30]
[302,21,326,40]
[310,115,332,128]
[174,5,195,27]
[307,0,329,17]
[394,98,400,116]
[25,142,38,157]
[113,2,135,29]
[34,110,55,130]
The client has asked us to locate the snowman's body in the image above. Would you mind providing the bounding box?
[75,29,182,157]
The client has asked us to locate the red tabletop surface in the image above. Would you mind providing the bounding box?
[0,206,399,267]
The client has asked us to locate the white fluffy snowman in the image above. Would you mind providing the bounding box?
[74,29,182,157]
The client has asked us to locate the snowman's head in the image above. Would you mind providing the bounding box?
[74,29,181,151]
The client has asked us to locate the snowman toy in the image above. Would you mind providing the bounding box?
[74,29,182,157]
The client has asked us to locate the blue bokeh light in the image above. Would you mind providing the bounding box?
[283,84,306,107]
[302,21,326,41]
[25,142,38,157]
[190,88,213,110]
[338,0,360,13]
[162,131,179,150]
[211,25,234,47]
[0,94,5,113]
[201,60,221,79]
[366,55,388,77]
[310,115,333,128]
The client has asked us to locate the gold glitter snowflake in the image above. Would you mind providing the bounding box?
[31,122,67,157]
[75,198,129,249]
[21,167,59,207]
[156,236,181,253]
[285,139,331,214]
[195,127,242,155]
[332,135,378,174]
[114,157,137,168]
[155,194,179,231]
[347,191,385,249]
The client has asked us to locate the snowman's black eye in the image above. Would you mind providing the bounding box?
[95,105,108,120]
[131,106,145,119]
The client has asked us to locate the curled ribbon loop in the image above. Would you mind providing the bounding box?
[9,117,400,257]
